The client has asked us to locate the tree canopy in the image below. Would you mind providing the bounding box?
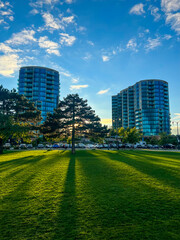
[0,85,41,153]
[41,94,108,153]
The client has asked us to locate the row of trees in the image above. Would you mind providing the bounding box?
[1,85,178,154]
[0,86,108,154]
[109,126,179,146]
[145,133,179,146]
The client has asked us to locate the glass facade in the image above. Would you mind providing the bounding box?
[18,66,60,122]
[112,79,171,136]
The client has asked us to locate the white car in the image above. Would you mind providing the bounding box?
[103,144,108,148]
[3,143,11,149]
[19,144,27,149]
[37,144,44,148]
[78,143,86,148]
[27,144,33,149]
[86,144,95,149]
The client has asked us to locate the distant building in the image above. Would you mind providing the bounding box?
[18,66,60,122]
[112,79,171,136]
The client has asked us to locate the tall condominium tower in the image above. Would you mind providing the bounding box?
[112,79,171,136]
[18,66,60,122]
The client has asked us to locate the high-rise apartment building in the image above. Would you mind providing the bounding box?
[112,79,171,136]
[18,66,60,122]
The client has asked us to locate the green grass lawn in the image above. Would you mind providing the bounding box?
[0,150,180,240]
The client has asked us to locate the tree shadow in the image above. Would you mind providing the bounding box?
[97,150,180,190]
[76,150,180,239]
[0,155,45,174]
[53,153,77,240]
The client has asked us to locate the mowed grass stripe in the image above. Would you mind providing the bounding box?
[75,151,180,239]
[0,150,180,240]
[0,150,71,240]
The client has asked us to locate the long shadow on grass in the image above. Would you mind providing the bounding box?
[53,153,77,240]
[1,151,74,240]
[0,155,45,174]
[76,151,180,239]
[99,150,180,190]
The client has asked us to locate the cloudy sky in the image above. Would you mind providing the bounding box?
[0,0,180,132]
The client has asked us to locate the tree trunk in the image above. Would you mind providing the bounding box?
[72,97,75,154]
[0,138,3,154]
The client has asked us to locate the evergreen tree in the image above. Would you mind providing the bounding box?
[41,94,108,153]
[0,85,41,124]
[0,85,41,153]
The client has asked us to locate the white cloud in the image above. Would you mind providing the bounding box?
[161,0,180,34]
[77,26,86,32]
[0,43,21,54]
[101,119,112,127]
[30,0,59,8]
[42,12,64,31]
[65,0,74,4]
[62,15,74,24]
[60,71,71,77]
[30,9,39,15]
[0,1,5,8]
[0,9,12,15]
[126,39,138,51]
[161,0,180,12]
[6,29,37,45]
[60,33,76,46]
[129,3,145,15]
[97,88,110,95]
[41,13,76,32]
[39,36,60,56]
[149,6,161,21]
[163,34,172,39]
[71,78,79,83]
[102,55,110,62]
[83,53,92,61]
[70,85,88,90]
[172,113,180,121]
[87,40,94,46]
[145,37,161,51]
[0,54,21,77]
[0,1,14,27]
[166,12,180,34]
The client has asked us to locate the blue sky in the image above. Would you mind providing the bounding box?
[0,0,180,132]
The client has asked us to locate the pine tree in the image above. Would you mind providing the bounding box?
[42,94,108,154]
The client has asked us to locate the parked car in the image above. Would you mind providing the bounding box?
[86,144,95,149]
[3,143,11,149]
[97,144,103,149]
[147,144,153,149]
[152,145,159,149]
[124,143,132,148]
[19,144,27,149]
[46,144,52,148]
[59,143,64,148]
[110,143,117,148]
[134,144,142,149]
[52,144,59,148]
[103,144,109,148]
[27,144,33,149]
[78,143,86,148]
[163,144,175,149]
[37,144,44,148]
